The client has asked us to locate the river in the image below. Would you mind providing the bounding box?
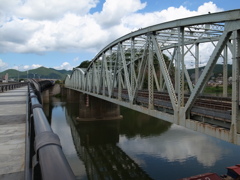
[44,96,240,180]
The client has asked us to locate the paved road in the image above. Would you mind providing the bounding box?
[0,86,27,180]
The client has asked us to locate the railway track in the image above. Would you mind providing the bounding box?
[106,89,232,128]
[114,89,232,111]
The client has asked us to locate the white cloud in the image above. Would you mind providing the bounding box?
[94,0,146,28]
[16,0,99,20]
[11,64,43,71]
[31,64,42,69]
[0,0,225,61]
[23,65,30,70]
[122,2,223,29]
[119,125,226,167]
[0,17,41,53]
[10,62,73,71]
[0,0,19,24]
[12,65,19,70]
[54,62,73,70]
[197,2,221,14]
[0,59,8,71]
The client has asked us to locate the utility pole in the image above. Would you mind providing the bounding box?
[18,68,19,82]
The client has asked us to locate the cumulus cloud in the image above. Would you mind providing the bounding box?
[16,0,99,20]
[8,64,43,71]
[0,0,226,70]
[32,64,41,68]
[94,0,146,28]
[0,18,42,53]
[54,62,73,70]
[15,63,72,71]
[122,2,223,29]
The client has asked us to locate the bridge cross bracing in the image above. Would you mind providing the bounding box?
[65,9,240,145]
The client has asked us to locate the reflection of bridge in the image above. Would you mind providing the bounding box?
[66,108,153,180]
[65,10,240,145]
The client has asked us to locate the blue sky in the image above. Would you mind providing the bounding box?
[0,0,239,71]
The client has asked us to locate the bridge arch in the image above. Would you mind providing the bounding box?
[65,9,240,145]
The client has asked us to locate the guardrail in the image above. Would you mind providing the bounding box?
[0,82,27,92]
[25,81,75,180]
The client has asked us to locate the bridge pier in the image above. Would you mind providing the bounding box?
[66,88,80,103]
[66,89,122,121]
[77,94,122,121]
[50,84,61,96]
[42,89,50,103]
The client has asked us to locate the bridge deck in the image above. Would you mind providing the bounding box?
[0,86,28,180]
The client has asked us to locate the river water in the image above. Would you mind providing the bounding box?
[44,96,240,180]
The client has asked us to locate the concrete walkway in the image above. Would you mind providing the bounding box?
[0,86,28,180]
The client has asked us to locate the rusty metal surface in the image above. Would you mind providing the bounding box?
[179,172,222,180]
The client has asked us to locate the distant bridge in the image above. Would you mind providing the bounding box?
[65,9,240,145]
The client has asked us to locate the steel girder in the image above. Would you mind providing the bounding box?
[65,9,240,145]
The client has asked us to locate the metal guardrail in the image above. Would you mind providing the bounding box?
[0,82,27,92]
[25,81,75,180]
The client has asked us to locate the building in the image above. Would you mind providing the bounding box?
[2,73,8,82]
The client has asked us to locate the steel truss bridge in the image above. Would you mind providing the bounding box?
[65,9,240,145]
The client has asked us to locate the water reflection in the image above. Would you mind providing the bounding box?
[66,103,153,180]
[119,125,224,167]
[119,107,172,138]
[118,107,227,175]
[117,108,232,179]
[49,98,87,179]
[46,96,240,180]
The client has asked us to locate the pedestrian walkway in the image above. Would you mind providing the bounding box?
[0,86,28,180]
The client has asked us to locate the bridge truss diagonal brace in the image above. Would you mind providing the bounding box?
[162,47,177,91]
[151,34,177,111]
[119,43,133,102]
[184,63,193,93]
[184,22,235,114]
[92,62,99,93]
[103,53,112,97]
[132,41,149,100]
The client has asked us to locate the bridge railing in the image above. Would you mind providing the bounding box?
[0,82,27,92]
[25,82,75,180]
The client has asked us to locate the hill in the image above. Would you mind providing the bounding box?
[188,64,232,77]
[0,66,72,80]
[0,64,232,81]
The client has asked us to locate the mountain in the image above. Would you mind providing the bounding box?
[0,66,72,80]
[1,64,232,81]
[188,64,232,77]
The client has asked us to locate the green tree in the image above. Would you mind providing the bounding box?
[76,60,91,68]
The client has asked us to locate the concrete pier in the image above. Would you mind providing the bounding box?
[66,89,122,121]
[0,86,27,180]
